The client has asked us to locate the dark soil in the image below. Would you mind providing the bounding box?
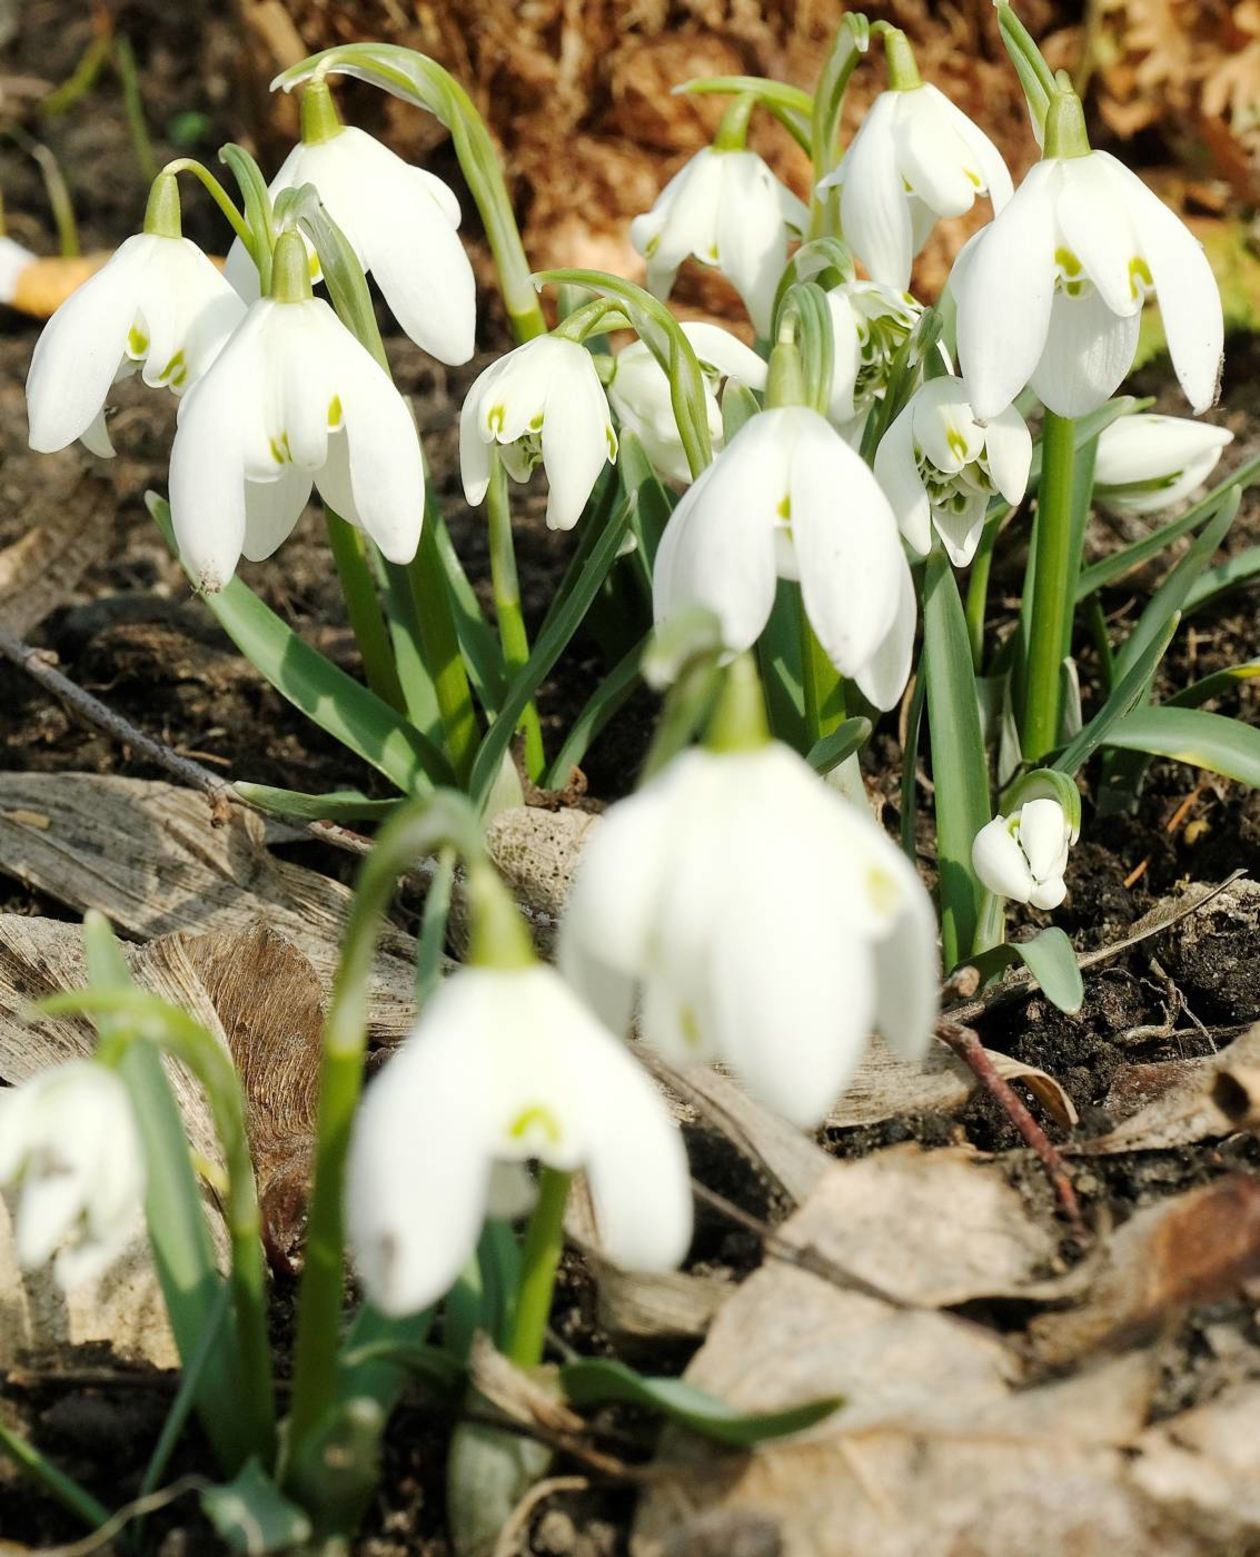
[2,4,1260,1555]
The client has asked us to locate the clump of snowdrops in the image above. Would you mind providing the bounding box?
[4,7,1251,1547]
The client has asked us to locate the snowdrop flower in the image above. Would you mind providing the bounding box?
[1094,413,1233,516]
[818,73,1011,290]
[346,962,692,1316]
[461,334,616,531]
[875,375,1032,565]
[653,405,916,709]
[631,146,808,336]
[560,724,939,1128]
[225,82,475,365]
[169,231,424,591]
[0,235,36,308]
[824,280,923,431]
[0,1061,146,1290]
[607,321,767,484]
[27,175,244,458]
[954,89,1223,420]
[973,796,1076,910]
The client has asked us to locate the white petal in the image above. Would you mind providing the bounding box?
[652,415,783,655]
[716,152,792,336]
[895,88,980,218]
[789,411,903,675]
[1057,155,1143,318]
[459,357,508,506]
[971,816,1037,903]
[681,321,768,389]
[956,162,1058,419]
[275,302,337,469]
[841,93,915,289]
[932,495,990,568]
[928,85,1014,209]
[541,348,614,531]
[26,242,140,451]
[241,472,312,562]
[631,152,723,290]
[873,859,940,1059]
[1029,287,1140,418]
[224,235,262,302]
[80,409,116,459]
[850,555,916,711]
[874,401,933,555]
[1017,797,1069,882]
[982,403,1034,505]
[1094,413,1231,487]
[825,290,863,424]
[1029,876,1068,911]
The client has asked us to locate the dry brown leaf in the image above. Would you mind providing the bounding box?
[1030,1176,1260,1367]
[0,772,416,1043]
[0,469,112,636]
[1080,1021,1260,1154]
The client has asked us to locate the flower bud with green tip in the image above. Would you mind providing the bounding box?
[972,774,1081,911]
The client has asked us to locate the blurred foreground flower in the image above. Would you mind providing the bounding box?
[1094,413,1233,516]
[0,1060,146,1290]
[460,334,617,531]
[170,230,424,591]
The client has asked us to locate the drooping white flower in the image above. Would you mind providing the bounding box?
[169,234,424,590]
[818,84,1012,291]
[652,405,917,710]
[460,334,617,531]
[0,1061,146,1290]
[225,95,475,365]
[824,280,923,432]
[0,235,36,307]
[607,321,767,484]
[875,374,1032,565]
[972,796,1076,910]
[954,129,1223,419]
[630,147,808,336]
[559,742,939,1128]
[27,231,244,458]
[346,964,693,1317]
[1093,413,1233,516]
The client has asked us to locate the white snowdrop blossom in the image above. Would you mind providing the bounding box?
[630,147,808,336]
[225,124,475,365]
[169,248,424,590]
[27,232,245,458]
[346,964,693,1317]
[607,321,767,485]
[0,1061,146,1290]
[875,375,1032,566]
[824,280,922,432]
[954,144,1223,420]
[460,335,616,532]
[652,406,916,710]
[1093,413,1233,516]
[972,796,1076,911]
[559,743,940,1128]
[818,84,1012,291]
[0,235,36,307]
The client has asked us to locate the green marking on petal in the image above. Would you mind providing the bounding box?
[946,428,969,462]
[866,864,900,918]
[1054,246,1082,279]
[508,1105,563,1147]
[126,325,150,359]
[605,424,618,460]
[161,350,187,389]
[528,413,543,432]
[1129,255,1154,299]
[269,434,292,466]
[680,1005,703,1049]
[776,494,791,521]
[487,404,506,436]
[328,394,343,429]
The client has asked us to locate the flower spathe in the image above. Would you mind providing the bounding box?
[169,290,425,590]
[652,405,916,710]
[345,964,693,1317]
[607,321,767,485]
[27,231,245,458]
[0,1060,146,1290]
[824,280,922,432]
[818,84,1012,291]
[630,147,808,337]
[972,796,1076,910]
[875,375,1032,566]
[225,125,476,366]
[1094,413,1233,516]
[559,742,940,1129]
[460,334,617,532]
[954,148,1224,420]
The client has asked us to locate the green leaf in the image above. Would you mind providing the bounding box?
[968,926,1084,1015]
[806,716,872,777]
[1076,453,1260,600]
[1185,543,1260,614]
[202,1461,312,1555]
[234,782,401,823]
[1052,614,1179,779]
[148,493,453,795]
[0,1416,111,1532]
[1167,659,1260,709]
[560,1359,842,1448]
[1100,706,1260,788]
[433,512,508,715]
[721,377,761,443]
[922,548,990,968]
[617,429,676,569]
[337,1303,437,1419]
[543,636,645,790]
[469,490,637,809]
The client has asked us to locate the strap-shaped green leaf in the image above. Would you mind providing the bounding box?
[1101,706,1260,788]
[968,925,1084,1015]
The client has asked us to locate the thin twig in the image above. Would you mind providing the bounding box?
[936,1022,1084,1232]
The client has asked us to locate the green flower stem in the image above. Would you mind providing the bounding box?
[143,172,181,238]
[286,795,485,1478]
[325,511,408,715]
[160,157,255,251]
[1020,410,1077,761]
[964,507,1004,672]
[0,1417,111,1532]
[487,455,545,782]
[713,93,756,152]
[404,520,481,788]
[800,600,846,745]
[506,1168,573,1370]
[705,652,771,754]
[972,889,1007,958]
